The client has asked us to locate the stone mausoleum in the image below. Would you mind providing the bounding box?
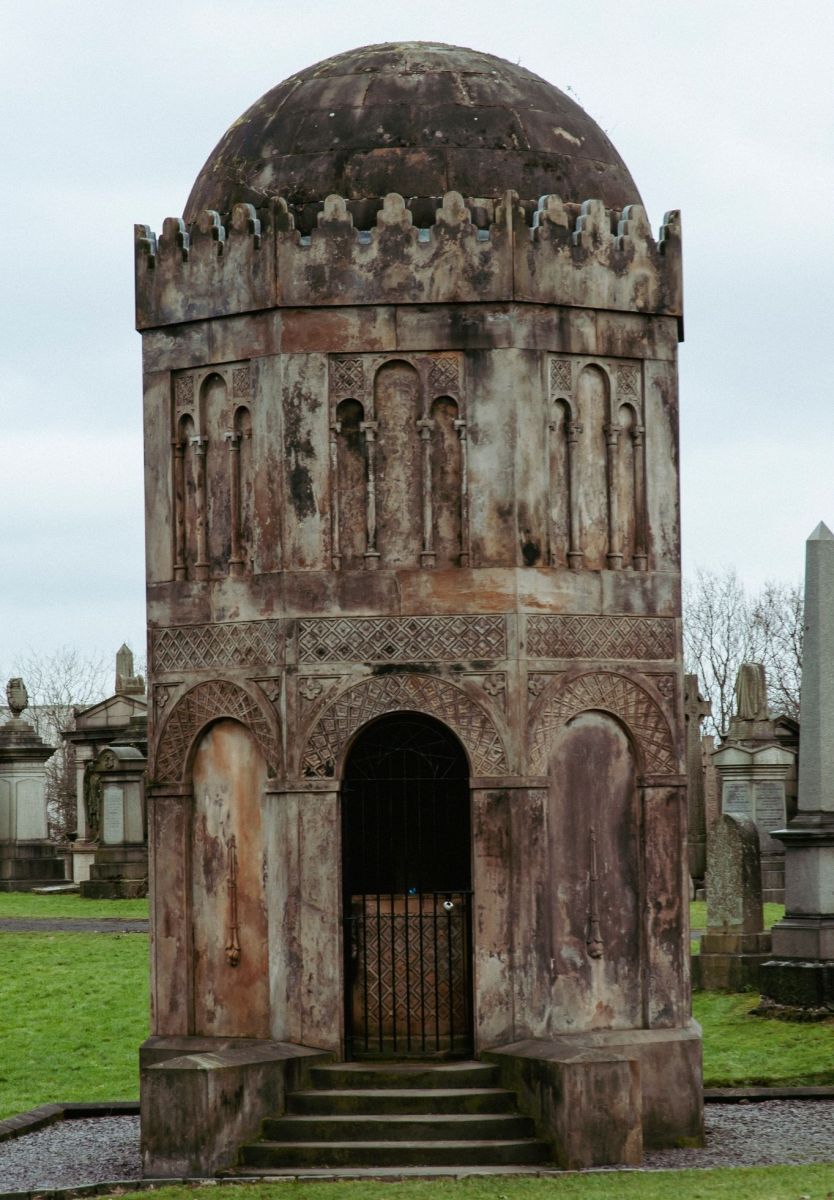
[137,43,701,1175]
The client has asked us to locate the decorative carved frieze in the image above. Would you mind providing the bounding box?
[232,366,251,398]
[302,673,508,778]
[528,671,676,776]
[617,363,640,397]
[549,358,572,395]
[174,374,194,411]
[526,615,675,661]
[428,355,460,395]
[297,615,506,664]
[331,356,365,398]
[152,621,283,673]
[154,679,280,784]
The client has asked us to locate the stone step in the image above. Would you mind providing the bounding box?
[261,1112,535,1142]
[239,1138,550,1169]
[93,847,148,864]
[0,858,65,880]
[288,1087,517,1115]
[80,879,147,899]
[310,1062,498,1091]
[89,860,148,880]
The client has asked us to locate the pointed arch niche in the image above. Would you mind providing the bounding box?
[375,361,422,569]
[333,398,367,571]
[430,396,463,567]
[227,404,253,577]
[173,412,197,581]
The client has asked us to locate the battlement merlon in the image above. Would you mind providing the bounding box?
[134,191,682,335]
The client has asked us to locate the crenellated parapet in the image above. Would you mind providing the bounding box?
[135,191,682,331]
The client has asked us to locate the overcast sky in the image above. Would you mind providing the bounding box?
[2,0,832,672]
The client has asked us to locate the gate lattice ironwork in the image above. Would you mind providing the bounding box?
[341,713,473,1058]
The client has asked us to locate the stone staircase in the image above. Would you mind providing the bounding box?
[229,1061,551,1173]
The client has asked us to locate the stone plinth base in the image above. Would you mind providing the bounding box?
[0,842,66,892]
[698,931,772,991]
[80,845,148,899]
[484,1022,702,1167]
[140,1036,333,1177]
[759,959,834,1009]
[771,916,834,960]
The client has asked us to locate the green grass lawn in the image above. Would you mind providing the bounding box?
[96,1168,834,1200]
[689,901,785,931]
[0,892,148,920]
[694,991,834,1087]
[0,932,148,1118]
[0,894,831,1121]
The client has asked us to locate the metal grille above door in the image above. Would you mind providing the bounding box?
[341,712,473,1058]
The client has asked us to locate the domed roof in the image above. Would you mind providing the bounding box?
[185,42,641,223]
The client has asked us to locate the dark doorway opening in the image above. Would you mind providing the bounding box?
[341,712,473,1059]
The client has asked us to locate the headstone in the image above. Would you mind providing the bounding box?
[762,522,834,1009]
[712,662,795,902]
[79,743,148,899]
[698,814,771,990]
[0,678,66,890]
[684,674,711,882]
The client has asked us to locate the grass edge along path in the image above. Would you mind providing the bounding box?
[89,1166,834,1200]
[0,893,148,920]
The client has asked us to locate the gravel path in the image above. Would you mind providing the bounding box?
[1,1102,834,1190]
[0,918,148,933]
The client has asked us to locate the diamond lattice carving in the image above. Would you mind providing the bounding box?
[529,671,676,776]
[152,622,283,673]
[332,356,365,397]
[298,615,506,664]
[154,680,280,783]
[617,364,639,397]
[302,674,507,778]
[428,356,460,394]
[526,615,675,661]
[549,358,572,394]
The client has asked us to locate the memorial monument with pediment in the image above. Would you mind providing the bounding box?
[136,42,700,1175]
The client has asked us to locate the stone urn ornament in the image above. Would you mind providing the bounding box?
[5,678,28,719]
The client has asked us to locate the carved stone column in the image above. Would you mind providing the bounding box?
[360,420,380,569]
[417,417,435,568]
[605,424,623,569]
[173,439,186,580]
[633,424,648,570]
[225,431,244,578]
[567,420,583,570]
[454,418,470,567]
[190,435,209,581]
[329,420,341,571]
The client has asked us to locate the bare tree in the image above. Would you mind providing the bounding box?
[0,647,109,839]
[683,569,803,738]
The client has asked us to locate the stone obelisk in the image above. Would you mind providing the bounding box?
[761,522,834,1007]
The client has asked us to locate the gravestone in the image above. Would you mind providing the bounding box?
[62,646,147,883]
[684,674,711,884]
[699,814,771,990]
[0,679,67,890]
[80,743,148,899]
[712,662,795,901]
[762,523,834,1008]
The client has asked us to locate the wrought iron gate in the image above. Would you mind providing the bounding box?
[341,714,473,1058]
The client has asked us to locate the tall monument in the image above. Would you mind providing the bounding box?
[762,522,834,1007]
[136,42,699,1174]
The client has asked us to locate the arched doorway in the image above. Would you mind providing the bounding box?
[341,712,473,1058]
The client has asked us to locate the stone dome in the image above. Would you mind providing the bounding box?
[184,42,641,223]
